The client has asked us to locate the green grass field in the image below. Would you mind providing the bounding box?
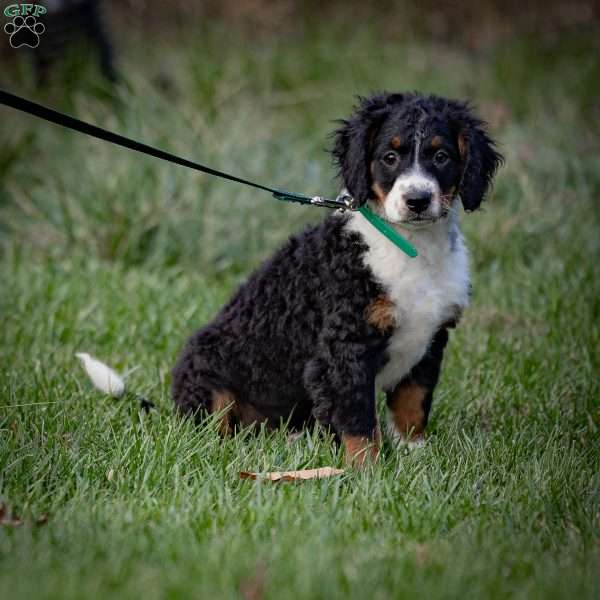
[1,14,599,599]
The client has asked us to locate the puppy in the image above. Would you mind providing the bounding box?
[172,92,502,465]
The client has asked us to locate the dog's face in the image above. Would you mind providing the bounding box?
[332,93,502,224]
[370,114,464,225]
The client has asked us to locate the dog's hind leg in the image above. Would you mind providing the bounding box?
[171,357,211,420]
[172,365,238,435]
[209,390,236,436]
[171,330,237,433]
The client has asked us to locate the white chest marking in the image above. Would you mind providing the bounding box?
[346,211,471,391]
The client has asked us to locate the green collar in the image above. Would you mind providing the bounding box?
[357,205,418,258]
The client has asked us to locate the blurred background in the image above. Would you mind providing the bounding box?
[0,0,598,273]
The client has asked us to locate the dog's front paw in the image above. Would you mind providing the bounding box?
[405,436,426,450]
[389,429,427,450]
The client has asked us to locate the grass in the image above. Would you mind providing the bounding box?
[1,14,599,599]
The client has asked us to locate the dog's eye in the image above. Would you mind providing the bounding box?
[433,150,450,166]
[382,152,398,167]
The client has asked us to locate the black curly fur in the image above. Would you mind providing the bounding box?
[172,214,390,437]
[172,91,502,444]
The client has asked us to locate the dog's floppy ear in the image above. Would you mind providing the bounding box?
[331,94,400,206]
[449,101,503,212]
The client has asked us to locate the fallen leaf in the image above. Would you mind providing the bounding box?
[240,561,267,600]
[0,503,23,527]
[35,513,50,526]
[0,502,49,527]
[240,467,344,482]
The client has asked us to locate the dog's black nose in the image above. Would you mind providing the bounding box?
[405,190,432,213]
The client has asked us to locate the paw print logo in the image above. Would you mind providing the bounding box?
[4,15,45,49]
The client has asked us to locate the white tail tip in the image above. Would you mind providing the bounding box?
[75,352,126,398]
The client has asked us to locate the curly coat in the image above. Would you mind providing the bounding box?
[172,92,502,464]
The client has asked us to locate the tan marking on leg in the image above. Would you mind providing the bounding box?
[235,402,269,429]
[210,390,236,436]
[365,295,396,332]
[342,433,380,468]
[391,136,402,149]
[387,383,428,441]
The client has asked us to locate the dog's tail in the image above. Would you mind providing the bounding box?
[75,352,155,412]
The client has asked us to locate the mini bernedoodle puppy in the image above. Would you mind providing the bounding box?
[172,92,502,466]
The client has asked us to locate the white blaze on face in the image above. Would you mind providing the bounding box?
[381,132,443,224]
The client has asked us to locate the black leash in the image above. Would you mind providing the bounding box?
[0,89,418,256]
[0,89,352,210]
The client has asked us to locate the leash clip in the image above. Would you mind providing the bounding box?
[333,190,360,211]
[310,193,354,210]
